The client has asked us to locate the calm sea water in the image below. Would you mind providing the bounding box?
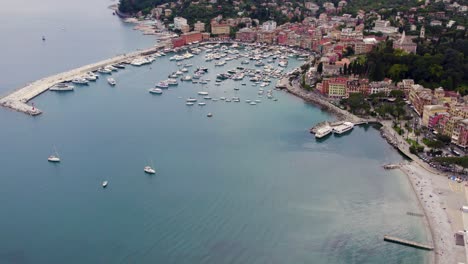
[0,1,430,263]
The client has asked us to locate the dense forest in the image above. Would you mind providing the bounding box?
[364,34,468,95]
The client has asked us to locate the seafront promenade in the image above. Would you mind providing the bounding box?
[282,76,468,263]
[0,45,163,115]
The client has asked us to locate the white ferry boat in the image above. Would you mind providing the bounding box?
[315,126,333,139]
[333,122,354,134]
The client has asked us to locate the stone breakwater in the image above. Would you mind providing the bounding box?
[0,45,164,116]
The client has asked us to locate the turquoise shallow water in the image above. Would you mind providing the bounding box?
[0,1,430,263]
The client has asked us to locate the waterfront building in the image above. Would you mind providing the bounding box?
[409,84,434,116]
[262,20,277,31]
[277,31,288,45]
[256,30,276,44]
[194,21,206,32]
[321,77,347,98]
[211,20,230,35]
[422,105,448,126]
[453,119,468,147]
[443,116,463,137]
[180,24,190,33]
[346,78,369,97]
[171,37,185,48]
[181,31,202,44]
[174,17,188,31]
[236,28,257,42]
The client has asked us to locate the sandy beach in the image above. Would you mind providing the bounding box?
[284,76,467,263]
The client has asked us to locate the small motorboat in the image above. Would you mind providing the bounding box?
[149,88,163,94]
[47,155,60,162]
[144,166,156,174]
[102,181,108,188]
[107,78,116,86]
[207,113,213,117]
[47,147,60,162]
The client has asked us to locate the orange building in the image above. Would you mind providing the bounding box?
[181,31,202,44]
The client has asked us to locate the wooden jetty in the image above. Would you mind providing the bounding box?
[383,235,434,250]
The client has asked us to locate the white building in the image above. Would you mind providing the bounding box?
[372,20,398,34]
[174,17,188,30]
[262,20,277,31]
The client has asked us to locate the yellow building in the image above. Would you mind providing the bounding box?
[194,21,205,32]
[328,82,347,98]
[211,21,230,35]
[444,116,463,137]
[449,105,468,119]
[422,105,447,126]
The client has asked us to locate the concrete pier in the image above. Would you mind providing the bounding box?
[383,235,434,250]
[0,45,163,116]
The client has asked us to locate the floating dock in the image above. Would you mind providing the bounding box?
[0,45,165,116]
[383,235,434,250]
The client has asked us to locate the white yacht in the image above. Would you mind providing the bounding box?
[106,65,118,71]
[107,78,116,86]
[50,83,74,91]
[197,91,209,96]
[198,102,206,106]
[186,102,194,106]
[97,67,112,74]
[181,75,192,81]
[102,181,108,188]
[315,126,333,139]
[84,72,98,81]
[71,78,88,85]
[186,97,197,102]
[149,88,163,94]
[333,122,354,134]
[144,166,156,174]
[166,78,179,86]
[215,60,226,66]
[155,82,169,88]
[47,147,60,162]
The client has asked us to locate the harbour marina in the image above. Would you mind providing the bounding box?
[0,42,307,116]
